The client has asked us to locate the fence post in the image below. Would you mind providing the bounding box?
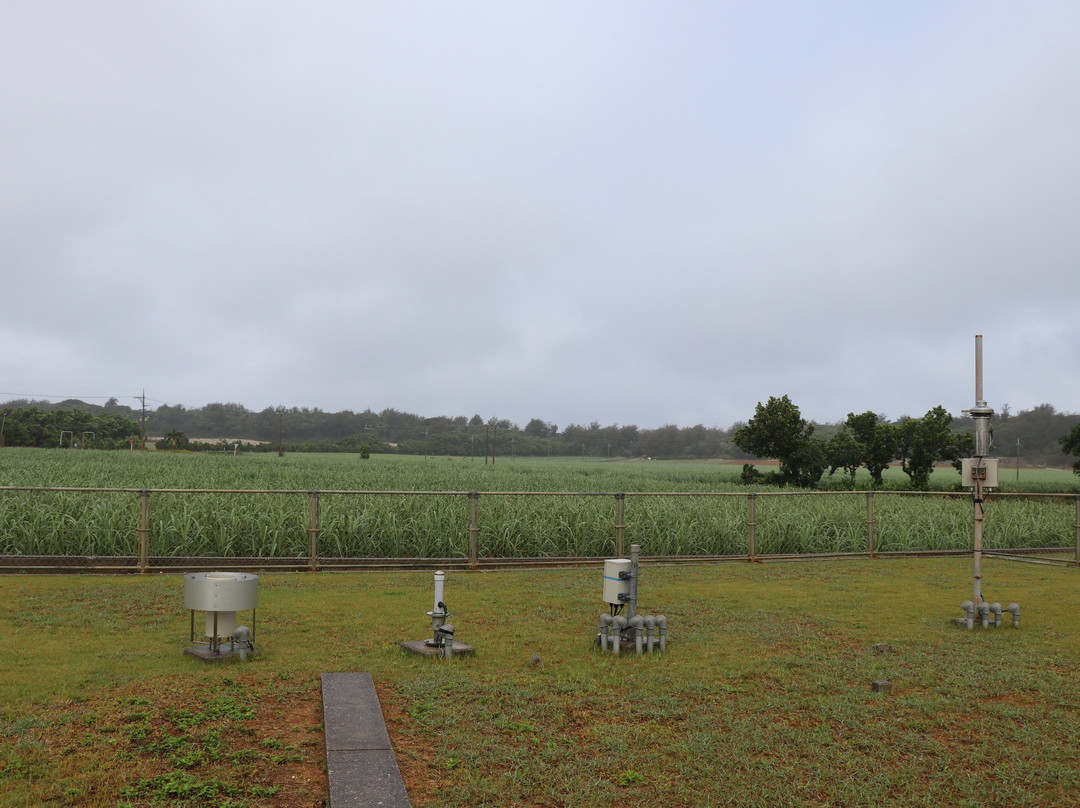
[308,491,320,572]
[866,491,876,558]
[468,492,479,570]
[748,493,757,562]
[138,489,150,573]
[615,493,626,558]
[1075,493,1079,567]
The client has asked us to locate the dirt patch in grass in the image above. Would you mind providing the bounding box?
[377,682,440,807]
[258,690,327,807]
[0,672,329,808]
[0,673,451,807]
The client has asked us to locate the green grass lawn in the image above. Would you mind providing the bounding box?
[2,558,1080,807]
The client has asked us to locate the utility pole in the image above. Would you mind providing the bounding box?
[138,389,148,450]
[484,421,497,465]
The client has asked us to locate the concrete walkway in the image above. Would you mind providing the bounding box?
[321,672,412,808]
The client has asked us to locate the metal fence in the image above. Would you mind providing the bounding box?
[1,486,1078,573]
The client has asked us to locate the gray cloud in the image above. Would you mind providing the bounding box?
[3,2,1079,429]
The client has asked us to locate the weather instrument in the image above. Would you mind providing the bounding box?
[957,336,1019,629]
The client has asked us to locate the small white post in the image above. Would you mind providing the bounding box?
[433,571,446,614]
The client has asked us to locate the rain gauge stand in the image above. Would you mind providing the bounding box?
[400,571,476,658]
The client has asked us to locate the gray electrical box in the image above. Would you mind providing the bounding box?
[961,457,998,489]
[603,558,632,605]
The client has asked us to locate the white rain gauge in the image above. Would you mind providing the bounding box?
[183,571,259,660]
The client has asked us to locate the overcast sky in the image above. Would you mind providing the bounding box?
[3,2,1078,430]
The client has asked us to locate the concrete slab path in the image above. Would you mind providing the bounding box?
[321,672,412,808]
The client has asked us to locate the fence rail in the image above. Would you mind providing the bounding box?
[1,486,1078,573]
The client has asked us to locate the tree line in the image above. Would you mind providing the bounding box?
[3,396,1079,478]
[735,396,977,489]
[1,398,749,460]
[0,406,140,449]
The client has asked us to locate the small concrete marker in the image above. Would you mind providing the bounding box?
[871,679,892,694]
[321,672,411,808]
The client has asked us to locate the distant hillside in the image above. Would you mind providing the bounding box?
[3,397,1077,465]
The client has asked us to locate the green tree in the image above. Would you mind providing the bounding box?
[733,395,826,487]
[786,433,829,488]
[1059,423,1080,475]
[826,428,863,486]
[525,418,556,438]
[158,429,189,451]
[896,406,971,489]
[845,411,897,487]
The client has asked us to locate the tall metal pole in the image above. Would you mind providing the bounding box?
[974,337,983,413]
[970,335,994,608]
[973,461,984,607]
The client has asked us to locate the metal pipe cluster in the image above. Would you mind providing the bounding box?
[959,600,1020,629]
[597,544,668,655]
[599,612,667,655]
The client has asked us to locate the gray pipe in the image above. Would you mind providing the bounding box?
[612,615,628,655]
[989,602,1003,628]
[655,615,667,652]
[960,600,975,630]
[437,624,454,658]
[599,614,614,652]
[1006,603,1020,628]
[977,601,991,629]
[629,615,645,656]
[628,544,640,621]
[643,616,656,654]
